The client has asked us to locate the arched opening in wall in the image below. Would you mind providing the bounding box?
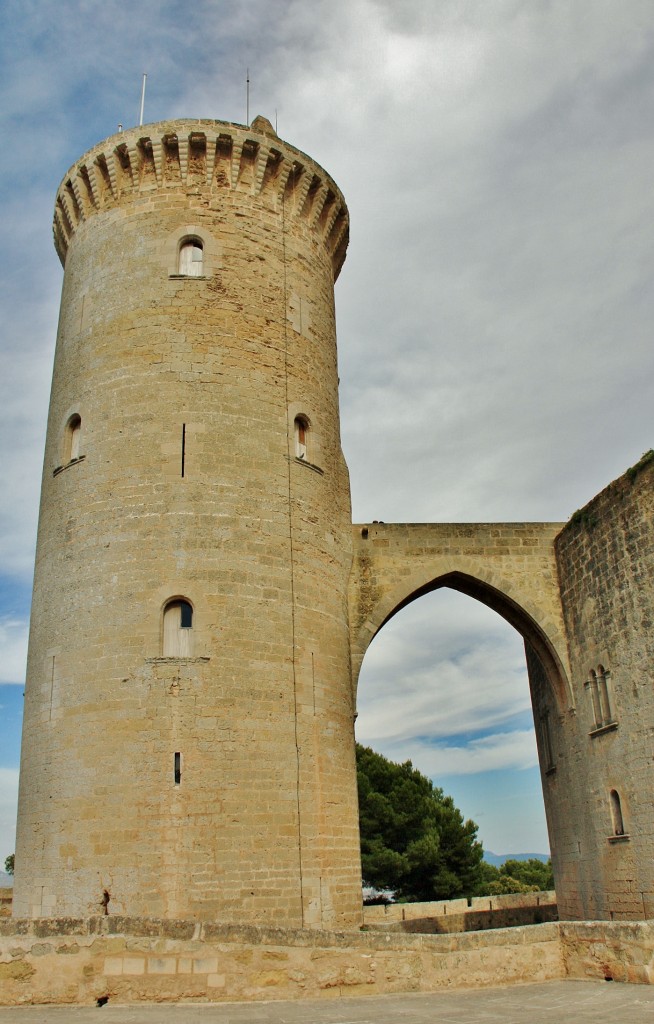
[355,587,557,906]
[65,414,81,463]
[162,599,194,657]
[294,415,309,460]
[609,789,625,837]
[178,237,204,277]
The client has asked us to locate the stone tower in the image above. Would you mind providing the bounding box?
[13,117,362,928]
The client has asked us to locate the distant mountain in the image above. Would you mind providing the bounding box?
[484,851,549,867]
[0,872,13,887]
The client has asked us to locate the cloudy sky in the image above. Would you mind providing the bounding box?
[2,0,654,867]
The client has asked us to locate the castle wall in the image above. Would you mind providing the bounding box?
[553,457,654,920]
[13,120,361,929]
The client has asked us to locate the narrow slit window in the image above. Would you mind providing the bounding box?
[174,752,181,785]
[178,238,203,277]
[597,665,614,725]
[587,669,602,729]
[181,423,186,478]
[610,789,625,836]
[294,416,308,460]
[163,599,194,656]
[540,712,554,771]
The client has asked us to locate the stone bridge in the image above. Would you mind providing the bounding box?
[348,521,573,713]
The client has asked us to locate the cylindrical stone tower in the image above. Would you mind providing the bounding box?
[14,117,362,928]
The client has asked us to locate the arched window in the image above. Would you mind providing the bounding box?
[609,789,625,836]
[66,414,81,463]
[586,665,616,732]
[178,238,203,277]
[294,416,309,460]
[163,599,193,657]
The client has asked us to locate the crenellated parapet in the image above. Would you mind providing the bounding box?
[53,116,350,277]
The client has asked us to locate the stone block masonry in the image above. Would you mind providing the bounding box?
[1,916,654,1006]
[552,458,654,922]
[14,117,361,930]
[0,916,564,1005]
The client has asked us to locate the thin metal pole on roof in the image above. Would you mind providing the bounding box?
[246,68,250,125]
[139,73,147,127]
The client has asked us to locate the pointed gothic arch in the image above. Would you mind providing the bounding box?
[349,527,573,716]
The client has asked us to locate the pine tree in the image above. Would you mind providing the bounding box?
[356,744,483,901]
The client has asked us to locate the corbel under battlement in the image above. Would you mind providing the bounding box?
[53,116,350,278]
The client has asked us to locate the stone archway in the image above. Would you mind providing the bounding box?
[348,522,573,714]
[347,519,577,915]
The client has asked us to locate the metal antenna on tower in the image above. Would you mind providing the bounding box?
[139,73,147,127]
[246,68,250,126]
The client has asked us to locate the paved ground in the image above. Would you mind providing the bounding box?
[2,981,654,1024]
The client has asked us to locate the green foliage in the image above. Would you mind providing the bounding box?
[626,449,654,482]
[4,854,14,876]
[356,744,483,901]
[475,857,554,896]
[502,858,554,889]
[569,508,597,530]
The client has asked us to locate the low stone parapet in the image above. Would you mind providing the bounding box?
[1,916,653,1005]
[0,916,562,1006]
[363,898,469,923]
[469,891,557,913]
[363,891,557,933]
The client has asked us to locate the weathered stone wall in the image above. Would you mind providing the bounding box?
[0,917,564,1006]
[0,890,11,919]
[363,891,558,933]
[560,921,654,984]
[2,916,654,1005]
[553,458,654,921]
[14,118,361,929]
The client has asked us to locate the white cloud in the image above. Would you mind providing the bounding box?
[369,729,539,778]
[0,618,28,685]
[356,589,531,744]
[235,0,654,522]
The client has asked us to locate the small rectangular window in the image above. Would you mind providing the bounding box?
[174,752,181,785]
[180,603,192,628]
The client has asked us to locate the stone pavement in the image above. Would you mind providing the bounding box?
[2,981,654,1024]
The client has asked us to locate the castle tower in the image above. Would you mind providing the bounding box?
[13,117,362,928]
